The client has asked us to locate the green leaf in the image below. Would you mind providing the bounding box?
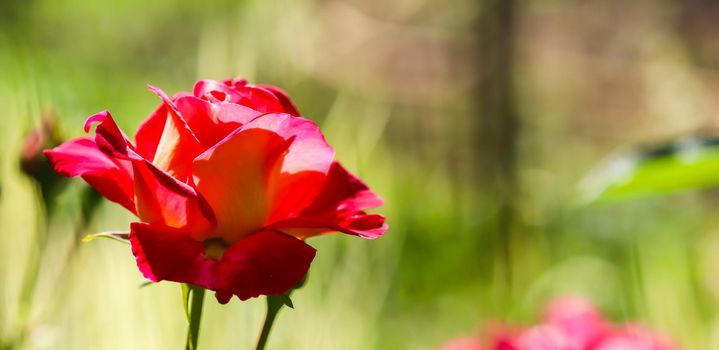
[139,281,153,288]
[579,137,719,203]
[277,293,294,309]
[81,231,130,244]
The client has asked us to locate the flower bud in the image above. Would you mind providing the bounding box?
[20,110,66,209]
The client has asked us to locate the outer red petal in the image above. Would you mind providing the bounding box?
[222,77,248,88]
[301,162,384,214]
[130,223,315,304]
[193,80,288,114]
[233,85,286,114]
[85,110,215,235]
[192,114,335,241]
[134,103,167,161]
[214,230,316,303]
[132,159,215,239]
[257,84,301,116]
[138,80,299,156]
[173,95,262,148]
[193,80,242,102]
[253,114,335,223]
[44,137,136,213]
[129,222,215,287]
[143,86,204,182]
[271,162,387,239]
[84,110,141,161]
[134,90,198,161]
[192,125,290,241]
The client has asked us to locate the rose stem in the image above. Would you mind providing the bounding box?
[185,285,206,350]
[255,295,286,350]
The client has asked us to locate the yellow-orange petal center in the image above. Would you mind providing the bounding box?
[203,238,230,261]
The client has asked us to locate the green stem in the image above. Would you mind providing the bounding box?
[255,295,286,350]
[185,285,206,350]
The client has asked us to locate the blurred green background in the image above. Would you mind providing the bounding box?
[3,0,719,349]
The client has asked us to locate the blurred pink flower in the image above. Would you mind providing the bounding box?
[439,296,678,350]
[593,325,677,350]
[541,295,610,349]
[513,324,575,350]
[439,337,484,350]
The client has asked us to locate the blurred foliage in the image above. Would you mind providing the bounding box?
[2,0,719,349]
[580,138,719,202]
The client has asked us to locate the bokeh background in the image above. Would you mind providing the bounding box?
[3,0,719,348]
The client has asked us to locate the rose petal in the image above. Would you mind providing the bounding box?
[277,213,387,240]
[222,77,248,89]
[241,114,334,177]
[44,137,136,213]
[134,103,168,160]
[144,86,205,182]
[193,80,239,102]
[301,162,384,213]
[84,109,214,234]
[84,110,141,160]
[249,114,335,222]
[130,223,315,304]
[271,162,387,239]
[174,95,262,148]
[192,126,289,241]
[134,90,199,160]
[257,84,301,116]
[193,80,287,114]
[215,230,316,303]
[337,213,388,239]
[192,114,335,241]
[129,222,215,287]
[233,85,286,114]
[133,159,215,239]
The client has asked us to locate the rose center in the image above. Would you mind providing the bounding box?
[203,238,230,260]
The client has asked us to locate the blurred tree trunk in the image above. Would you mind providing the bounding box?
[474,0,520,294]
[675,0,719,71]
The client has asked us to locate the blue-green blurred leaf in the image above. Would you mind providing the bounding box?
[579,137,719,203]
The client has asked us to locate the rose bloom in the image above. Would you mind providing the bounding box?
[45,78,387,303]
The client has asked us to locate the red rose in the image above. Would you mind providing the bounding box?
[45,78,387,304]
